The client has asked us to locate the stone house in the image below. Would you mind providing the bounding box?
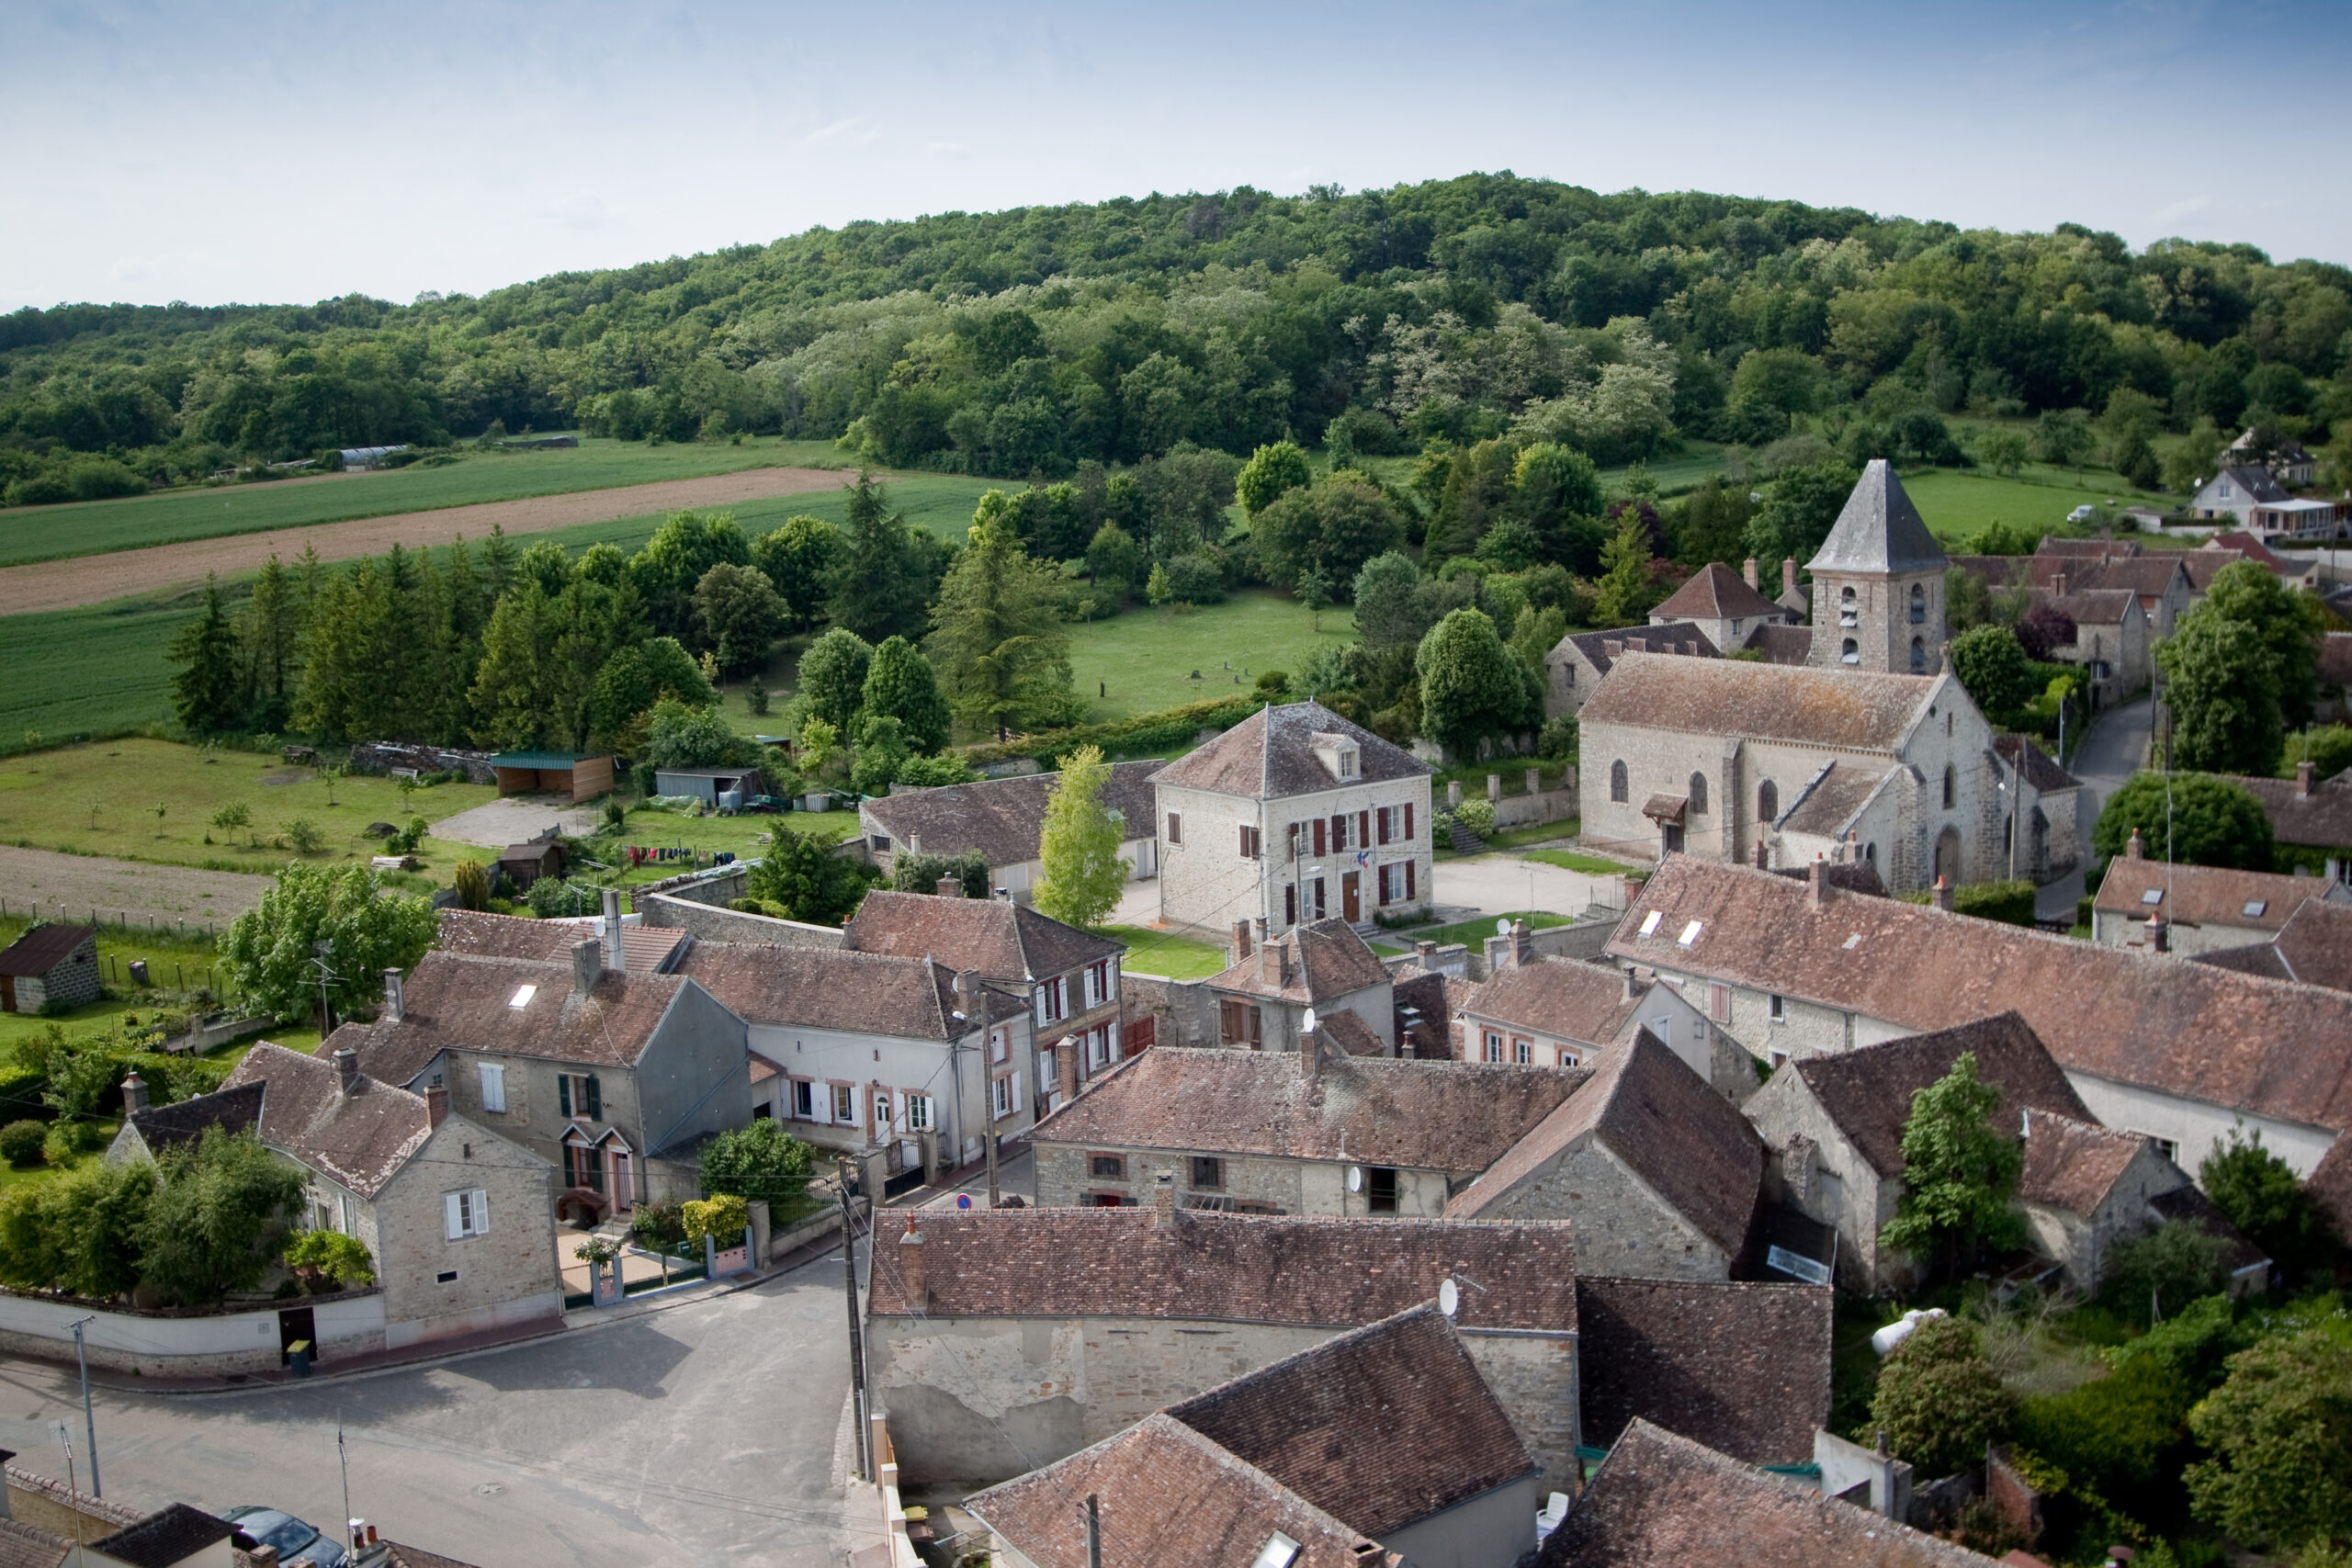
[0,924,99,1015]
[1991,734,2084,879]
[843,888,1125,1108]
[1027,1040,1585,1215]
[1577,653,2008,891]
[344,908,752,1221]
[117,1043,561,1349]
[1151,701,1433,936]
[1442,1029,1764,1282]
[1805,460,1951,676]
[856,760,1161,904]
[1456,942,1742,1098]
[2092,839,2350,954]
[1542,622,1720,721]
[1951,544,2195,642]
[674,942,1033,1170]
[2195,896,2352,991]
[1741,1012,2096,1291]
[2192,464,2293,524]
[2220,761,2352,875]
[2038,583,2150,708]
[1610,854,2352,1177]
[2224,427,2318,485]
[1208,918,1396,1055]
[1652,561,1799,654]
[2015,1111,2203,1292]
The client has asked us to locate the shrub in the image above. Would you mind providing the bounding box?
[453,860,492,911]
[629,1201,689,1257]
[2017,1355,2199,1500]
[283,817,327,855]
[526,876,592,919]
[698,1120,814,1206]
[681,1192,751,1246]
[1899,880,2036,926]
[894,753,981,788]
[0,1121,45,1166]
[1161,554,1226,604]
[1870,1314,2016,1479]
[893,849,989,899]
[2101,1222,2232,1327]
[955,695,1261,769]
[1537,716,1578,762]
[42,1120,103,1165]
[2186,1327,2352,1552]
[1455,798,1498,836]
[283,1227,377,1292]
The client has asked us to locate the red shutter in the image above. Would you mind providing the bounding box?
[1377,809,1390,845]
[1313,819,1327,856]
[1358,811,1370,847]
[1405,859,1416,900]
[1330,813,1346,849]
[1405,803,1415,840]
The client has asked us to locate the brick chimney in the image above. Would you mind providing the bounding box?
[334,1046,360,1098]
[1743,558,1760,590]
[382,967,405,1023]
[1782,558,1798,597]
[898,1214,926,1306]
[1623,874,1644,909]
[571,935,603,995]
[424,1084,449,1128]
[2299,759,2316,797]
[234,1547,281,1568]
[1509,919,1534,968]
[120,1071,150,1115]
[1057,1034,1080,1102]
[1231,919,1252,964]
[1932,874,1954,913]
[2147,912,2168,953]
[602,886,626,974]
[1809,858,1831,908]
[2126,827,2144,860]
[1415,940,1437,966]
[1302,1014,1323,1082]
[937,875,964,899]
[1753,839,1768,870]
[1153,1170,1176,1229]
[1261,936,1289,987]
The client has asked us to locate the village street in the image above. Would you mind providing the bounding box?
[0,1252,865,1568]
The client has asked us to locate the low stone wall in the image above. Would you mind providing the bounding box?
[0,1286,387,1376]
[635,889,844,948]
[1122,972,1218,1050]
[1478,919,1613,977]
[349,741,497,784]
[633,864,753,906]
[1493,785,1577,830]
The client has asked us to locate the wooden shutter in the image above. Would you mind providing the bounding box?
[1284,884,1296,924]
[445,1193,464,1241]
[1358,811,1370,847]
[1312,819,1326,856]
[585,1075,602,1119]
[1011,1070,1023,1116]
[1167,812,1182,844]
[1405,803,1415,840]
[1377,809,1390,845]
[558,1075,572,1117]
[1405,859,1416,900]
[470,1189,490,1235]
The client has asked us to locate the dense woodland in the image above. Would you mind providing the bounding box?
[6,174,2351,504]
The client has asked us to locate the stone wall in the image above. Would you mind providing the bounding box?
[634,889,844,948]
[1472,1141,1733,1281]
[0,1287,387,1377]
[349,741,497,784]
[1119,972,1218,1050]
[371,1117,560,1342]
[633,865,752,908]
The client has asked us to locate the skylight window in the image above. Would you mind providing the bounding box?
[1842,933,1862,951]
[1678,919,1703,947]
[2243,900,2267,919]
[1251,1533,1302,1568]
[509,984,537,1010]
[1638,911,1663,938]
[2141,889,2164,906]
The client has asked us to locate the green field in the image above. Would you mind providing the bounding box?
[1897,466,2170,546]
[1064,590,1356,723]
[1099,924,1231,980]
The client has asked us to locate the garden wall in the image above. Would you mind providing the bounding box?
[634,890,843,949]
[1120,972,1218,1052]
[348,742,497,784]
[0,1287,386,1376]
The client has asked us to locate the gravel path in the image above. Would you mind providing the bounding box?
[0,466,848,614]
[0,843,274,927]
[431,796,603,849]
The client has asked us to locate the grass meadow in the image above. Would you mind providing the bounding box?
[1063,590,1358,723]
[1899,466,2172,546]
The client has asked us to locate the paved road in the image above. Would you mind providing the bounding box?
[0,1258,863,1567]
[2034,694,2154,920]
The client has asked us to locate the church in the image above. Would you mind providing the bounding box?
[1575,462,2075,892]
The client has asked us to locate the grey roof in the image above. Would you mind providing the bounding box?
[860,760,1159,867]
[1149,701,1432,800]
[0,924,95,977]
[1553,623,1722,681]
[1807,460,1948,575]
[125,1079,266,1155]
[2208,466,2291,503]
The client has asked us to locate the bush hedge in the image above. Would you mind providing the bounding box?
[1900,879,2038,927]
[955,695,1264,771]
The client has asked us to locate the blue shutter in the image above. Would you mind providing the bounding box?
[559,1075,572,1117]
[585,1075,603,1120]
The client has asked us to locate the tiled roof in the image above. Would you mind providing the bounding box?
[2192,942,2297,982]
[1744,623,1816,665]
[1553,623,1724,680]
[1652,563,1789,624]
[2017,1112,2152,1216]
[1994,735,2079,793]
[2092,855,2341,933]
[436,908,684,974]
[2042,586,2139,627]
[2208,468,2291,505]
[866,1208,1579,1333]
[844,889,1123,984]
[88,1505,236,1568]
[1541,1420,2004,1568]
[0,923,93,977]
[1781,1013,2093,1179]
[1166,1305,1533,1538]
[0,1520,66,1568]
[1314,1008,1388,1057]
[1460,957,1645,1047]
[2036,536,2141,559]
[860,759,1159,868]
[1574,1278,1832,1465]
[125,1079,266,1155]
[1445,1028,1763,1256]
[1029,1046,1585,1172]
[1148,700,1432,799]
[966,1414,1379,1568]
[674,942,1023,1040]
[346,951,691,1086]
[2147,1185,2269,1274]
[383,1545,487,1568]
[2269,898,2352,992]
[1578,653,1939,753]
[2223,770,2352,851]
[1208,919,1392,1004]
[1808,460,1949,575]
[1609,858,2352,1134]
[1780,762,1898,838]
[2306,1134,2352,1247]
[223,1043,434,1200]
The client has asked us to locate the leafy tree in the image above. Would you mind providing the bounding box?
[2160,614,2285,775]
[1510,443,1608,571]
[1976,429,2031,477]
[893,848,989,898]
[135,1127,308,1306]
[895,753,980,787]
[2033,408,2094,468]
[2201,1126,2335,1280]
[2186,1328,2352,1552]
[588,636,714,752]
[2101,1221,2231,1327]
[1083,521,1146,603]
[220,863,436,1022]
[697,1119,814,1208]
[2091,772,2275,871]
[1296,567,1334,632]
[1144,561,1173,607]
[1353,552,1432,651]
[1235,440,1313,515]
[2014,600,2077,662]
[926,510,1074,733]
[628,510,751,643]
[1870,1314,2016,1480]
[1879,1051,2025,1277]
[750,515,843,630]
[693,562,786,676]
[643,697,760,769]
[850,714,911,798]
[861,637,952,754]
[1592,512,1660,626]
[284,1227,377,1291]
[2285,726,2352,784]
[797,627,876,732]
[1744,458,1859,569]
[2197,558,2324,730]
[170,575,246,733]
[827,471,940,642]
[1035,745,1126,929]
[1416,608,1532,758]
[744,821,878,926]
[1950,626,2036,715]
[1250,474,1407,591]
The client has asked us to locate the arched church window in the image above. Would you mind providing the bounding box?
[1758,780,1778,822]
[1910,582,1927,625]
[1610,760,1628,803]
[1840,637,1860,664]
[1689,773,1708,816]
[1911,637,1927,672]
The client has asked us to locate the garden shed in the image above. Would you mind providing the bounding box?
[488,751,615,804]
[497,842,568,890]
[0,923,100,1014]
[652,767,763,808]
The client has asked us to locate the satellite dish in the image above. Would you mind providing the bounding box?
[1303,1008,1318,1032]
[1439,1278,1459,1317]
[1497,919,1511,936]
[1347,1165,1363,1193]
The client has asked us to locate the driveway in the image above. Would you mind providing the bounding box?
[0,1257,862,1567]
[431,795,603,850]
[2033,694,2154,921]
[1430,852,1626,928]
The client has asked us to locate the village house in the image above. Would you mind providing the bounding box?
[1542,622,1720,720]
[856,760,1161,903]
[1151,702,1433,936]
[2218,760,2352,878]
[1650,560,1799,654]
[2224,427,2319,485]
[1455,940,1742,1096]
[2091,834,2351,953]
[0,923,99,1015]
[2191,464,2294,525]
[2195,896,2352,991]
[843,888,1125,1106]
[2013,1110,2267,1293]
[673,941,1033,1171]
[2040,581,2151,708]
[1025,1041,1586,1215]
[343,904,752,1222]
[1209,918,1396,1054]
[1609,854,2352,1177]
[1443,1028,1764,1282]
[1991,735,2085,878]
[1951,540,2194,639]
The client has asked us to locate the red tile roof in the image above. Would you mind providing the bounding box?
[223,1043,436,1200]
[674,942,1023,1039]
[1651,562,1789,624]
[347,951,693,1086]
[860,759,1159,869]
[1579,653,1941,752]
[435,908,684,974]
[2017,1111,2154,1216]
[1149,700,1432,799]
[844,889,1123,983]
[1460,957,1647,1047]
[2093,856,2342,934]
[1209,919,1393,1004]
[2222,769,2352,851]
[1573,1278,1832,1465]
[2271,898,2352,992]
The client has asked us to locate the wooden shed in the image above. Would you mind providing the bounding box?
[0,924,101,1014]
[488,751,615,804]
[497,841,569,891]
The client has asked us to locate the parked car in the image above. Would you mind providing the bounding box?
[2066,503,2097,523]
[220,1506,350,1568]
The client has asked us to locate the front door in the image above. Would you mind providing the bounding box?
[0,976,13,1013]
[1341,871,1361,923]
[277,1305,317,1367]
[611,1151,632,1211]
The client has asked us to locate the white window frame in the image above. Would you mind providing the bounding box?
[1040,976,1066,1024]
[445,1188,491,1240]
[991,1071,1020,1121]
[478,1061,506,1113]
[905,1093,933,1132]
[1483,1030,1503,1064]
[832,1084,857,1124]
[791,1079,817,1121]
[873,1090,893,1130]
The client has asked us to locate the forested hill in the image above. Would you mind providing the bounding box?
[3,173,2347,504]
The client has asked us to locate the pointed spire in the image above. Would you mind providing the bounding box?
[1808,459,1947,574]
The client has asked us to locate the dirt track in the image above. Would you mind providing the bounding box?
[0,844,275,927]
[0,466,849,615]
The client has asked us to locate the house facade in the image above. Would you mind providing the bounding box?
[1542,623,1719,720]
[1207,918,1396,1055]
[1650,561,1797,655]
[857,760,1161,905]
[2015,1111,2199,1292]
[1151,702,1433,936]
[1456,944,1741,1098]
[2091,840,2351,954]
[2192,465,2292,524]
[0,924,99,1014]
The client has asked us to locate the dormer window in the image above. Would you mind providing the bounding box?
[1309,732,1360,781]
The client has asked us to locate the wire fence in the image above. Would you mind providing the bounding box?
[0,897,228,946]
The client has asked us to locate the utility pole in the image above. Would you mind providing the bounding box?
[68,1316,97,1496]
[1086,1493,1102,1568]
[837,1164,871,1482]
[985,1130,1000,1210]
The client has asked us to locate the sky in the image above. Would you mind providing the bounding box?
[3,0,2346,314]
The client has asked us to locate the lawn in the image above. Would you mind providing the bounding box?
[1371,908,1569,954]
[584,805,860,889]
[1064,591,1357,723]
[1098,924,1231,981]
[1523,845,1638,875]
[1896,466,2171,546]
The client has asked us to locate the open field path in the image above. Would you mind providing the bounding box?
[0,843,274,925]
[0,465,848,615]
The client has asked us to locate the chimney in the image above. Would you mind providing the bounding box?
[424,1084,449,1128]
[1231,919,1252,964]
[334,1047,360,1098]
[937,875,964,899]
[1261,937,1289,987]
[898,1214,926,1305]
[954,969,979,1024]
[1743,558,1760,590]
[2052,570,2068,598]
[1510,919,1533,968]
[2126,827,2144,860]
[2299,759,2316,797]
[1153,1170,1176,1229]
[1623,874,1643,909]
[1752,839,1768,870]
[1782,558,1798,596]
[602,886,625,974]
[381,968,405,1023]
[1622,966,1639,1001]
[572,935,603,995]
[2147,912,2168,953]
[1057,1034,1080,1102]
[1303,1015,1323,1082]
[1415,940,1437,965]
[235,1548,281,1568]
[907,832,922,856]
[1932,874,1954,913]
[1809,858,1831,908]
[120,1071,150,1115]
